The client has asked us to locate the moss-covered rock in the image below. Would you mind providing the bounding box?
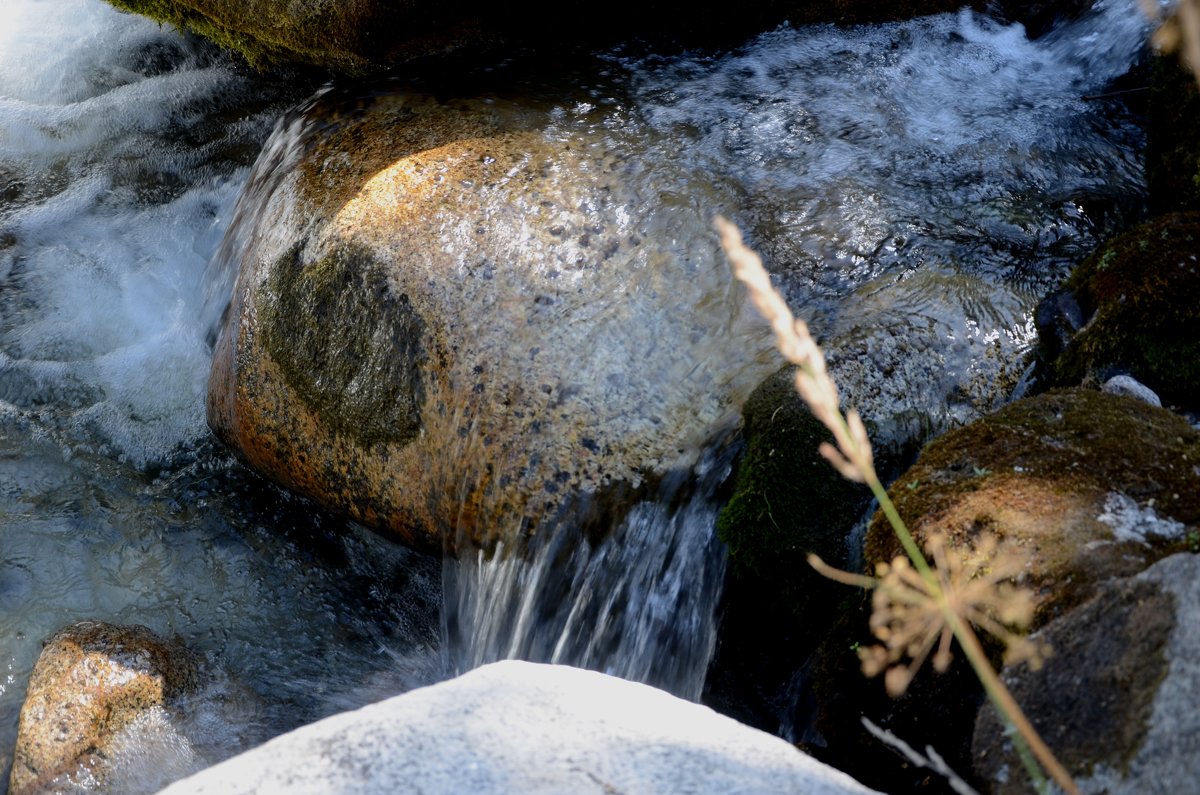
[104,0,485,75]
[1035,212,1200,410]
[866,388,1200,622]
[806,389,1199,793]
[717,367,871,603]
[9,622,199,795]
[208,78,777,553]
[101,0,1052,75]
[704,367,872,732]
[1147,56,1200,214]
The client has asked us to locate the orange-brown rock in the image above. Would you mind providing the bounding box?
[9,621,199,795]
[866,388,1200,622]
[207,82,776,553]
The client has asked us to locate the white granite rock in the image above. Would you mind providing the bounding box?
[156,661,878,795]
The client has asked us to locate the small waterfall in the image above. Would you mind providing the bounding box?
[200,87,332,340]
[442,438,736,702]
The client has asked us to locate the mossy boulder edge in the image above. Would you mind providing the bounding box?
[1036,212,1200,410]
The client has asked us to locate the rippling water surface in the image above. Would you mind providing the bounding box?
[0,0,1150,790]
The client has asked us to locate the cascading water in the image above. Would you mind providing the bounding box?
[443,440,738,702]
[441,0,1150,705]
[0,0,1153,791]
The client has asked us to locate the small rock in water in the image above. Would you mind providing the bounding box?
[8,621,200,795]
[1103,374,1162,407]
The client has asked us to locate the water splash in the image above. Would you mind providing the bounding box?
[0,0,304,469]
[443,439,736,701]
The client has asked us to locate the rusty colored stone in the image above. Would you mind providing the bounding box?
[9,621,199,795]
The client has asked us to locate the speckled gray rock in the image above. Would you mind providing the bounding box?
[973,553,1200,793]
[1102,374,1162,407]
[9,621,199,795]
[156,660,879,795]
[207,82,775,552]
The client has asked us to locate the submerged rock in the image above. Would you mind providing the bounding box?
[156,660,880,795]
[974,552,1200,793]
[207,80,775,552]
[8,621,199,795]
[865,388,1200,620]
[1035,213,1200,410]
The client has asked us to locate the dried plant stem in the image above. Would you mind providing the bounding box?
[946,608,1075,795]
[869,475,1075,795]
[715,216,1078,795]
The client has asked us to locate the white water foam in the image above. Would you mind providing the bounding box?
[0,0,286,467]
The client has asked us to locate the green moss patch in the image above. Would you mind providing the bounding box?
[102,0,435,74]
[259,242,426,448]
[717,367,871,615]
[1045,212,1200,409]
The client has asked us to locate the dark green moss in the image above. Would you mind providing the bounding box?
[1147,56,1200,214]
[259,243,426,448]
[717,367,871,606]
[702,368,872,739]
[105,0,283,69]
[1045,212,1200,409]
[102,0,431,74]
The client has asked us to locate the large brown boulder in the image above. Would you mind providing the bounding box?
[207,81,776,552]
[865,388,1200,621]
[9,621,200,795]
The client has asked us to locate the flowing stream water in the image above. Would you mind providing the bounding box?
[0,0,1149,791]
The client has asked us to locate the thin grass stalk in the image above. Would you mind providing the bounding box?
[715,216,1077,795]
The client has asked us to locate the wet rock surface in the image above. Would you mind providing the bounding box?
[9,621,200,795]
[974,553,1200,793]
[207,75,777,552]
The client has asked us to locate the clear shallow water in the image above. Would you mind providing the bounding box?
[0,3,442,792]
[0,0,1150,791]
